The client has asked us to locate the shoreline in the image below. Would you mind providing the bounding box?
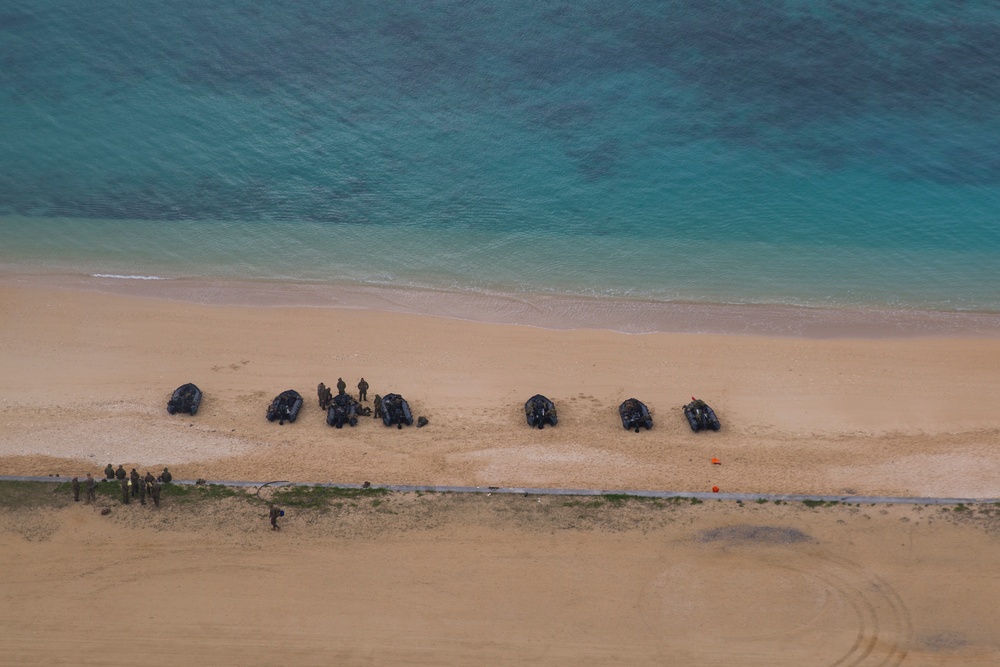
[3,268,1000,339]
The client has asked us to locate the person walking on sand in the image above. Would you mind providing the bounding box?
[336,377,346,396]
[85,473,97,503]
[269,505,282,531]
[71,477,80,502]
[104,464,115,480]
[357,378,369,402]
[115,465,126,481]
[151,480,161,507]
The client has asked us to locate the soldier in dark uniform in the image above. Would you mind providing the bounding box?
[120,477,130,504]
[144,471,155,488]
[85,473,97,503]
[336,378,347,396]
[104,464,115,480]
[151,480,161,507]
[161,467,172,484]
[318,383,333,409]
[269,505,282,531]
[115,465,126,481]
[138,477,147,505]
[357,378,369,402]
[129,469,140,497]
[373,394,382,419]
[71,477,80,502]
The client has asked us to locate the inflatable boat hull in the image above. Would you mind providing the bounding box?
[525,394,557,429]
[379,393,414,428]
[167,383,202,416]
[683,400,721,432]
[267,390,303,424]
[619,398,653,432]
[326,394,359,428]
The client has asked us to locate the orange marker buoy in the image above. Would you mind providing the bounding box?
[712,486,720,493]
[711,458,721,465]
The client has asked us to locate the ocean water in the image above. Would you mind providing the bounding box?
[1,1,999,322]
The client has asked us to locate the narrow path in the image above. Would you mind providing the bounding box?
[3,475,997,506]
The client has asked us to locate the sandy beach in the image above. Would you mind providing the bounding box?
[1,282,998,497]
[2,281,1000,664]
[2,486,999,665]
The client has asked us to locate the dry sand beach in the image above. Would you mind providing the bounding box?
[2,282,1000,665]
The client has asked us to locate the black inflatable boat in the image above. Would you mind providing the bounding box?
[167,383,202,416]
[378,393,413,428]
[267,389,303,424]
[525,394,557,429]
[326,393,359,428]
[683,397,721,432]
[619,398,653,432]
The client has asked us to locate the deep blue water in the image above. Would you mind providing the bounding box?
[1,1,999,311]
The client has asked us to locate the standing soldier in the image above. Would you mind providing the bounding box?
[373,394,382,419]
[129,469,140,497]
[151,480,161,507]
[144,471,155,488]
[115,465,126,481]
[269,505,282,531]
[120,476,130,504]
[71,477,81,502]
[336,377,347,396]
[85,473,97,503]
[138,477,147,505]
[161,467,172,484]
[104,464,115,480]
[357,378,369,402]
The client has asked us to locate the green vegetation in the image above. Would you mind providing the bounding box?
[162,483,245,504]
[272,484,389,509]
[0,481,67,508]
[802,499,840,508]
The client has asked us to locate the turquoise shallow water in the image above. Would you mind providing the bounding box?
[1,1,999,313]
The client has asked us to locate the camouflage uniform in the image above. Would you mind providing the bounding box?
[357,378,369,402]
[336,378,346,396]
[115,465,126,481]
[120,477,130,504]
[161,468,172,484]
[85,474,97,503]
[104,464,115,480]
[269,505,281,531]
[71,477,80,502]
[130,470,140,497]
[151,481,161,506]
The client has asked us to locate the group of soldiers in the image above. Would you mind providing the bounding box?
[318,377,371,410]
[70,464,174,506]
[70,473,99,504]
